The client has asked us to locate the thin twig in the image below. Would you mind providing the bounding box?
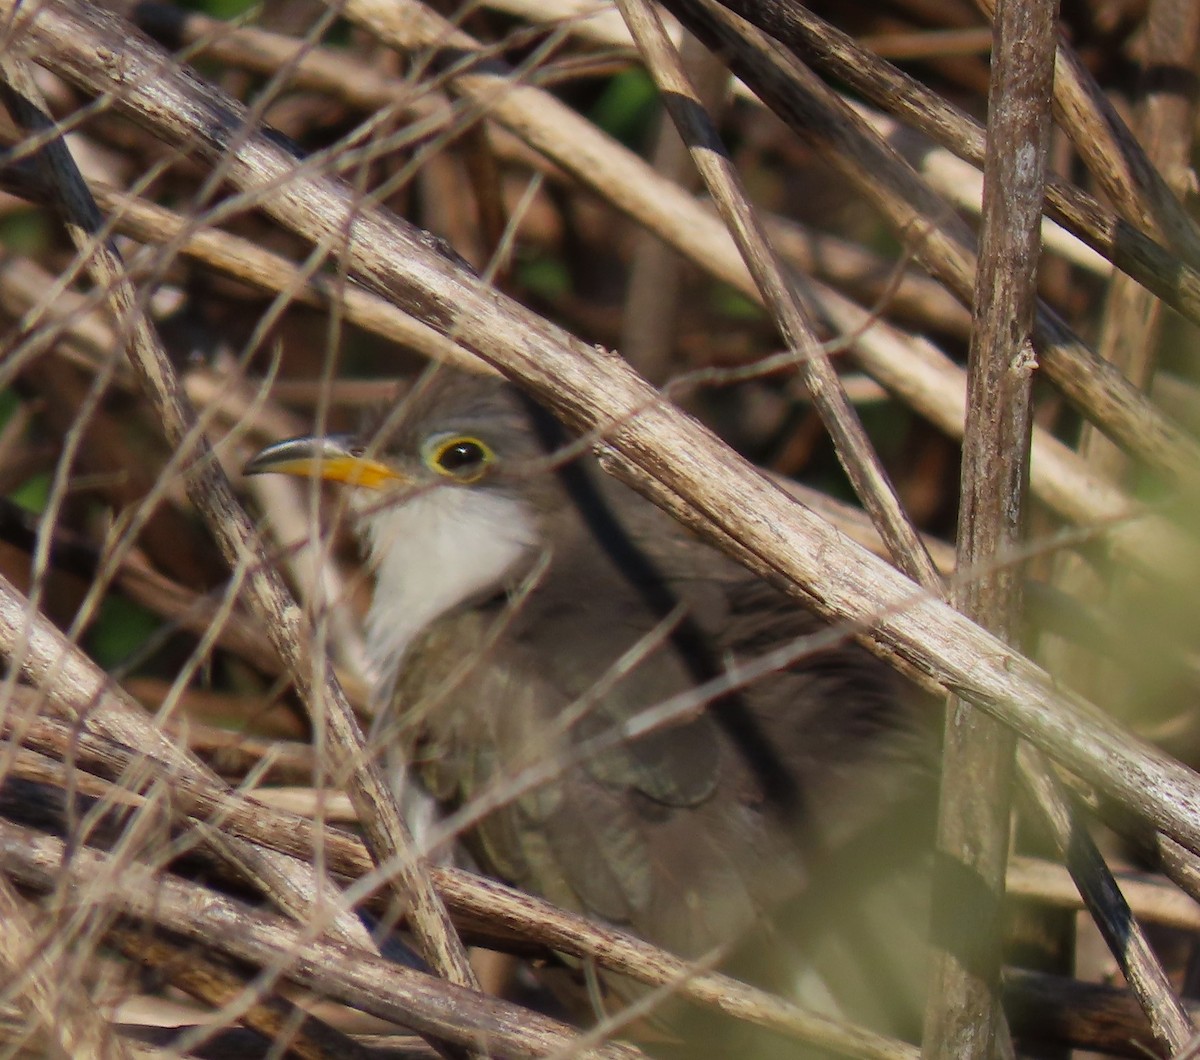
[661,0,1200,487]
[0,873,134,1060]
[706,0,1200,328]
[615,0,940,588]
[0,817,643,1060]
[0,51,480,1006]
[13,0,1200,865]
[2,704,920,1060]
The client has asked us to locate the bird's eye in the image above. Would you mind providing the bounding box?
[426,435,494,483]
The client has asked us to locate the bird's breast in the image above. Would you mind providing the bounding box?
[361,485,542,697]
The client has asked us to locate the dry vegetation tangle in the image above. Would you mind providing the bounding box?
[0,0,1197,1056]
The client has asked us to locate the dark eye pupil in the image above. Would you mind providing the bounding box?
[439,441,485,471]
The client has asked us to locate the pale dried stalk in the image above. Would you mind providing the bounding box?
[849,280,1200,1046]
[1050,0,1200,699]
[0,154,487,374]
[0,53,479,1001]
[924,1,1054,1052]
[973,0,1200,264]
[1094,0,1200,413]
[121,8,972,342]
[0,39,1184,582]
[93,177,486,373]
[663,0,1200,486]
[298,0,1200,485]
[0,874,134,1060]
[707,0,1200,320]
[1006,856,1200,932]
[1,201,1183,588]
[0,567,378,966]
[11,0,1200,860]
[478,0,1197,325]
[813,284,1199,584]
[7,705,919,1060]
[17,692,1200,1052]
[105,922,373,1060]
[616,0,940,588]
[100,9,1196,581]
[0,817,643,1060]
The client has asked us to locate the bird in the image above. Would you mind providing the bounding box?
[245,367,934,1048]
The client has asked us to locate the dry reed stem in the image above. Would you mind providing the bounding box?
[924,1,1054,1053]
[616,0,940,587]
[619,31,725,379]
[0,50,482,1014]
[9,0,1200,867]
[0,22,1182,583]
[972,0,1200,263]
[0,816,644,1060]
[665,0,1200,486]
[1,704,920,1059]
[707,0,1200,321]
[7,695,1199,1057]
[1052,0,1200,704]
[0,872,135,1060]
[0,1,1197,1055]
[0,196,1183,588]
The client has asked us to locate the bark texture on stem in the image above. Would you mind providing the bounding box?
[924,1,1056,1054]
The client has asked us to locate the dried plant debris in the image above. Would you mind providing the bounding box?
[0,0,1197,1057]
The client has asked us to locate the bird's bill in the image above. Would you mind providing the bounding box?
[243,435,405,490]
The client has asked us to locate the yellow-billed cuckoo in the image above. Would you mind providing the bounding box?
[246,369,933,1043]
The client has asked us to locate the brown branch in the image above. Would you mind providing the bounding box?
[0,816,643,1060]
[661,0,1200,487]
[0,50,480,1004]
[615,0,940,588]
[924,1,1056,1053]
[12,0,1200,870]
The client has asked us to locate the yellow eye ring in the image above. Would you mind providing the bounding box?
[424,434,495,483]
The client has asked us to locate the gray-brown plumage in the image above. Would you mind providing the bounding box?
[246,369,933,1043]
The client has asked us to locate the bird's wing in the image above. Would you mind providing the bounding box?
[395,465,926,952]
[394,594,799,947]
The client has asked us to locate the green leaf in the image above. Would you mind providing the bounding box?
[86,594,163,671]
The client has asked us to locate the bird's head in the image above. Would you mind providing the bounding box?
[244,370,554,678]
[244,370,551,506]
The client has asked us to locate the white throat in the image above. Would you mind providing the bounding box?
[358,484,540,699]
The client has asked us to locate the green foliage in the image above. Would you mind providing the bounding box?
[517,253,571,300]
[587,68,658,149]
[85,593,163,671]
[9,471,50,515]
[709,283,766,322]
[177,0,258,20]
[0,210,52,255]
